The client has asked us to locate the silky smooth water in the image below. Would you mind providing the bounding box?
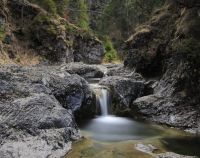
[85,83,163,142]
[80,115,163,142]
[67,82,200,158]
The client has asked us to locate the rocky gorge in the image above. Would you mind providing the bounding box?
[0,0,200,158]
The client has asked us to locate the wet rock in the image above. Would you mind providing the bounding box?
[156,152,198,158]
[61,62,106,79]
[132,94,199,129]
[99,76,151,115]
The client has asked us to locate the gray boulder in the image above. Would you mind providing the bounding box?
[0,93,80,158]
[99,76,151,115]
[131,54,200,131]
[0,65,96,158]
[73,36,105,64]
[132,94,199,131]
[61,62,107,79]
[104,64,143,80]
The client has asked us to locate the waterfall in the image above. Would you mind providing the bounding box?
[90,84,109,116]
[98,88,109,115]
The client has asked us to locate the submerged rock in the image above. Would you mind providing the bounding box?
[135,143,158,154]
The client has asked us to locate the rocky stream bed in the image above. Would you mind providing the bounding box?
[0,62,199,158]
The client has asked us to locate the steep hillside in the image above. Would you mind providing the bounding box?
[0,0,104,65]
[124,0,200,130]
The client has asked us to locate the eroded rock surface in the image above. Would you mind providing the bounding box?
[0,65,96,158]
[124,0,200,131]
[61,62,107,79]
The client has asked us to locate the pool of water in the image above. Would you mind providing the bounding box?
[67,115,200,158]
[80,115,163,142]
[66,81,200,158]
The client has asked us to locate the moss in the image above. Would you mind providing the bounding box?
[32,13,59,36]
[33,13,52,25]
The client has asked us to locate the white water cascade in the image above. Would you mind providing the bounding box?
[83,82,163,142]
[90,84,110,116]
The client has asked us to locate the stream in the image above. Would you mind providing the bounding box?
[67,80,200,158]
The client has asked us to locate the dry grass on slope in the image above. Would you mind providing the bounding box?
[0,43,42,66]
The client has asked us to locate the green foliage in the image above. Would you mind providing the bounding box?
[67,0,90,30]
[32,13,58,37]
[30,0,57,15]
[78,0,89,30]
[103,37,118,62]
[33,13,52,24]
[53,0,69,16]
[98,0,165,47]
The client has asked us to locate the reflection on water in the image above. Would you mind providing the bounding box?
[80,115,163,142]
[161,136,200,157]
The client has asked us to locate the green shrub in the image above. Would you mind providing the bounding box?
[103,37,118,62]
[77,0,90,30]
[53,0,69,16]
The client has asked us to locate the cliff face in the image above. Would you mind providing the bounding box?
[125,0,200,130]
[0,0,104,65]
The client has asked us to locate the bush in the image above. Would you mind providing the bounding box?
[103,37,118,63]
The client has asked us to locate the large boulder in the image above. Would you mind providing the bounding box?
[0,65,96,157]
[131,53,200,131]
[131,95,199,129]
[104,64,143,79]
[61,62,107,79]
[0,65,96,118]
[73,35,105,64]
[0,94,79,158]
[124,0,200,131]
[99,76,152,115]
